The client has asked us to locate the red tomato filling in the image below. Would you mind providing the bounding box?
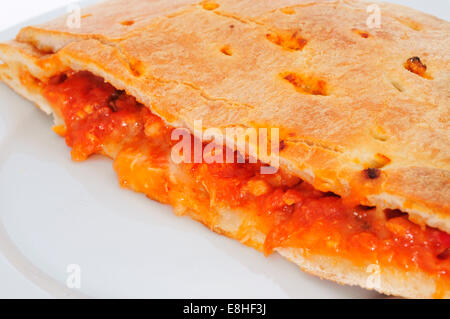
[42,71,450,284]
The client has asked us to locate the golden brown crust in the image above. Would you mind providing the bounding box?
[0,0,449,298]
[6,0,448,232]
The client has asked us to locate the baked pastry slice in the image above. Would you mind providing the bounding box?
[0,0,449,298]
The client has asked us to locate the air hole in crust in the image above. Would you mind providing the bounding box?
[363,154,390,179]
[280,7,296,15]
[365,153,391,171]
[281,72,327,96]
[121,20,135,26]
[129,59,144,77]
[266,30,307,51]
[220,45,232,56]
[352,28,370,38]
[404,56,432,79]
[370,126,389,142]
[390,80,404,92]
[372,153,391,168]
[202,1,220,10]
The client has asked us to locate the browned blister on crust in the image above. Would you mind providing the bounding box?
[0,0,449,298]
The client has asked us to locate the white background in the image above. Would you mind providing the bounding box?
[0,0,448,299]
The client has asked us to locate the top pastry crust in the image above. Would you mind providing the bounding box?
[1,0,450,231]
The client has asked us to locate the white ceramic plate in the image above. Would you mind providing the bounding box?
[0,0,447,299]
